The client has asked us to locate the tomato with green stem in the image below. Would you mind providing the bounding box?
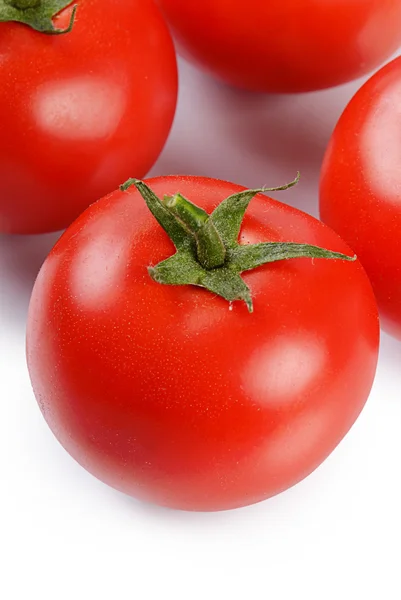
[0,0,177,234]
[27,175,379,511]
[156,0,401,92]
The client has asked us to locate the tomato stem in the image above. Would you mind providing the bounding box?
[164,193,209,232]
[164,193,226,269]
[0,0,77,34]
[120,176,356,312]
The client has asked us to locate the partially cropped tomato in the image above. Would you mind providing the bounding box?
[320,57,401,340]
[0,0,177,234]
[156,0,401,92]
[27,175,379,511]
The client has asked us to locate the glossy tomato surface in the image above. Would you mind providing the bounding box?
[27,176,379,511]
[0,0,177,234]
[320,57,401,340]
[156,0,401,92]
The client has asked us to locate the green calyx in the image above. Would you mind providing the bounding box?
[0,0,77,34]
[120,176,356,313]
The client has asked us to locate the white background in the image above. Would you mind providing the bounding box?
[1,56,401,599]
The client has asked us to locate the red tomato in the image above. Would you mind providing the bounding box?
[26,176,379,511]
[156,0,401,92]
[320,57,401,340]
[0,0,177,234]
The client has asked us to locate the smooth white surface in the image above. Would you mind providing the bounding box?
[1,58,401,600]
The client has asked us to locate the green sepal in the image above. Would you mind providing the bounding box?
[149,251,204,286]
[120,176,356,313]
[202,268,253,312]
[122,179,195,252]
[210,172,300,248]
[229,242,356,272]
[0,0,77,34]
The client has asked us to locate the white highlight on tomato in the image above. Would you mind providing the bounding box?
[243,333,326,405]
[33,76,127,141]
[360,79,401,202]
[68,218,130,311]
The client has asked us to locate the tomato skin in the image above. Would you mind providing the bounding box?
[0,0,177,234]
[156,0,401,92]
[320,57,401,340]
[26,176,379,511]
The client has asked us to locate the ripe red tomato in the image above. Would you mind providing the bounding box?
[27,176,379,511]
[0,0,177,234]
[156,0,401,92]
[320,57,401,340]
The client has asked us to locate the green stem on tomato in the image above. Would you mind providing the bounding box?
[163,193,208,232]
[120,176,356,313]
[163,193,226,269]
[0,0,77,34]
